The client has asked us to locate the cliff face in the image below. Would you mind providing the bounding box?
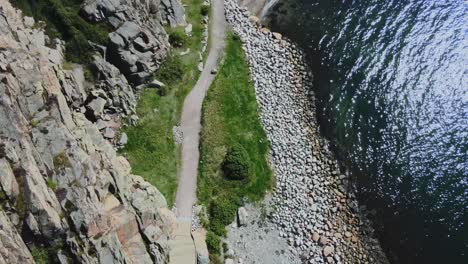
[81,0,185,87]
[0,0,184,263]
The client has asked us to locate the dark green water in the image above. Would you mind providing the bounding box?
[265,0,467,263]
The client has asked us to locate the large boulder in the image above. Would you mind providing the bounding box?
[192,228,209,264]
[160,0,187,27]
[90,58,136,115]
[237,207,249,226]
[80,0,123,22]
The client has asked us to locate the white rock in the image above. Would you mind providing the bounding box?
[237,207,248,226]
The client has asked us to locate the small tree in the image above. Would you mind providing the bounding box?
[222,144,251,181]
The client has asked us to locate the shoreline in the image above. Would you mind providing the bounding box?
[224,0,389,263]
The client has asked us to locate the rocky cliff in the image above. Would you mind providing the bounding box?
[81,0,185,87]
[0,0,184,263]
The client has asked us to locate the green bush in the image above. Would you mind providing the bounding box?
[200,5,210,16]
[168,28,188,47]
[206,231,221,254]
[156,55,184,84]
[209,196,239,226]
[209,219,227,237]
[222,144,251,181]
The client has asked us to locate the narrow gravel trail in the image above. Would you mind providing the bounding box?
[175,0,227,218]
[169,2,227,263]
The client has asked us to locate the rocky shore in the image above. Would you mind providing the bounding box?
[225,0,389,263]
[226,198,302,264]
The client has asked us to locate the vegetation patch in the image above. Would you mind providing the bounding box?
[30,119,40,128]
[168,27,188,47]
[201,5,210,16]
[155,55,184,86]
[120,0,208,207]
[47,178,58,192]
[31,246,50,264]
[222,144,251,181]
[206,231,221,254]
[197,33,273,254]
[12,0,109,64]
[53,151,70,170]
[29,240,69,264]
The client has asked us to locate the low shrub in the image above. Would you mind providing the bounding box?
[221,144,251,181]
[31,247,49,264]
[158,85,169,96]
[168,28,188,47]
[206,231,221,254]
[155,55,184,84]
[231,33,241,42]
[209,195,239,226]
[209,219,227,237]
[53,151,70,170]
[209,254,223,264]
[200,5,210,16]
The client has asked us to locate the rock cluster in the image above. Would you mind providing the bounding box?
[225,0,389,263]
[0,0,178,262]
[172,126,183,145]
[226,200,301,264]
[81,0,185,85]
[200,0,211,53]
[191,0,211,73]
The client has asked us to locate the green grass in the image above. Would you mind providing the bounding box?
[120,0,208,207]
[47,178,58,192]
[30,241,70,264]
[31,246,50,264]
[197,33,273,241]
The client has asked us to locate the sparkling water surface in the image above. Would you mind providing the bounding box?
[265,0,467,262]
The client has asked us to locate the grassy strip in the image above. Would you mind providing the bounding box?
[120,0,208,207]
[198,33,273,258]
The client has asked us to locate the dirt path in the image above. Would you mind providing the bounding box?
[170,1,227,262]
[175,0,227,218]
